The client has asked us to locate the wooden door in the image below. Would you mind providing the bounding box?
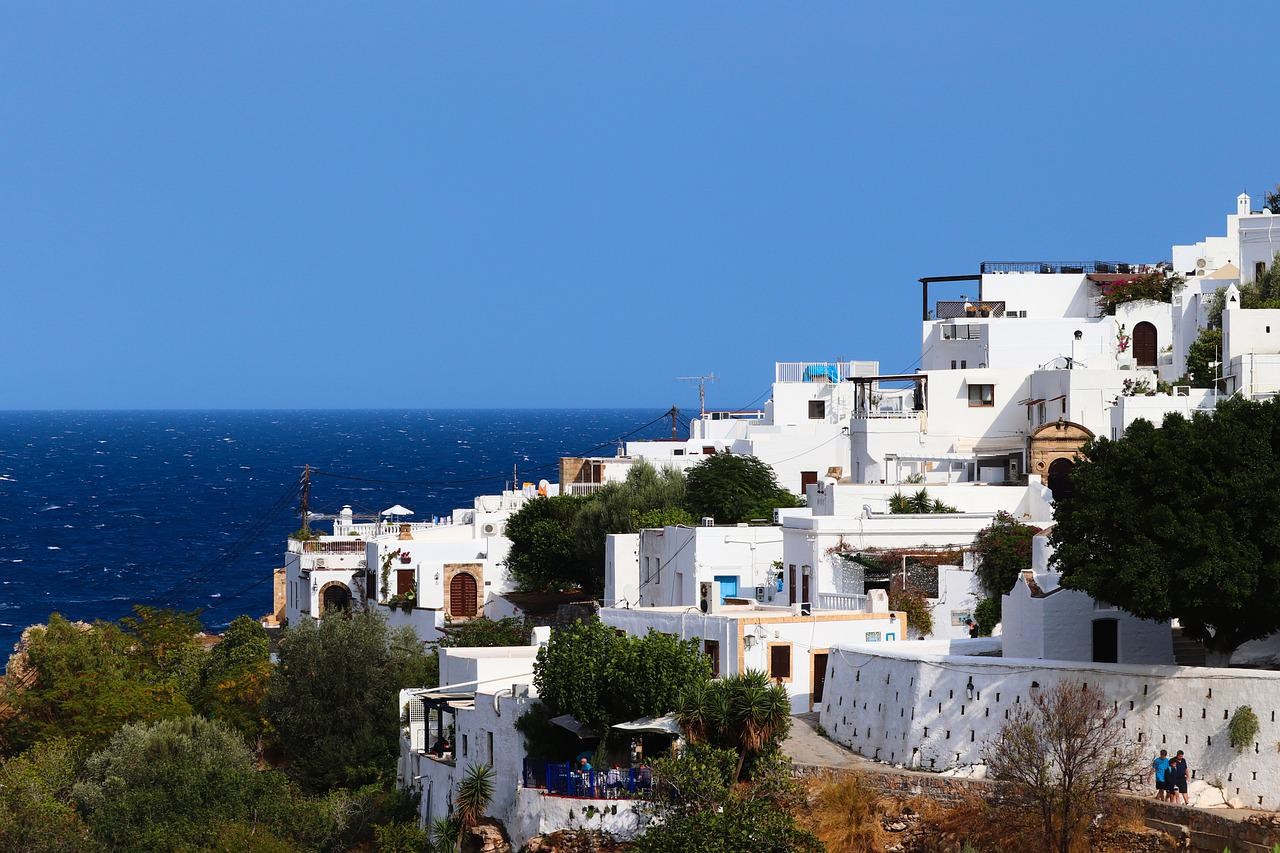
[812,652,828,707]
[1133,322,1157,367]
[449,572,478,617]
[800,471,818,494]
[788,565,797,605]
[801,573,810,606]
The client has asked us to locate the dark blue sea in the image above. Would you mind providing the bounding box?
[0,409,673,653]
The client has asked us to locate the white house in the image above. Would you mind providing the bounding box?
[599,598,906,714]
[284,488,547,642]
[999,534,1174,666]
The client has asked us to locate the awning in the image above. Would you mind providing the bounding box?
[611,714,682,736]
[549,714,599,739]
[382,504,414,517]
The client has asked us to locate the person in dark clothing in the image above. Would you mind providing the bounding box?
[1169,750,1189,805]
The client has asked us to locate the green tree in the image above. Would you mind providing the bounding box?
[5,614,192,755]
[118,605,208,698]
[974,512,1039,599]
[1184,327,1222,388]
[889,582,934,636]
[196,615,273,744]
[684,454,801,524]
[0,739,97,853]
[1051,398,1280,663]
[972,596,1000,637]
[533,620,710,733]
[505,461,689,593]
[72,716,317,851]
[1266,186,1280,215]
[503,494,596,592]
[268,610,437,793]
[632,505,697,529]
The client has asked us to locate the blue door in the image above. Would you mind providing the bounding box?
[713,575,739,603]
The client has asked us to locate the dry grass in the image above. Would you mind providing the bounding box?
[805,774,884,853]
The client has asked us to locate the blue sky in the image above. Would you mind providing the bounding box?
[3,3,1278,410]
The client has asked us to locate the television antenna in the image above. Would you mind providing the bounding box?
[677,374,717,416]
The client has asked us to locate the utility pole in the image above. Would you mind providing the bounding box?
[677,373,717,417]
[300,464,312,534]
[666,405,681,439]
[512,463,519,491]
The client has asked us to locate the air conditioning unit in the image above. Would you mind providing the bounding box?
[1196,257,1208,273]
[698,581,718,614]
[755,585,766,601]
[481,521,502,537]
[701,517,715,527]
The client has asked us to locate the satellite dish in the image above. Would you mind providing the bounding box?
[538,479,550,492]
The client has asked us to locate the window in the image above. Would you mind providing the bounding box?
[487,731,494,767]
[960,360,967,369]
[950,360,957,370]
[808,399,826,419]
[673,448,684,456]
[702,446,716,455]
[968,384,995,407]
[705,640,721,678]
[1036,402,1046,424]
[1258,261,1267,281]
[462,734,468,756]
[768,643,792,681]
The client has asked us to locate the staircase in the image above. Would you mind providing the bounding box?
[1171,626,1207,667]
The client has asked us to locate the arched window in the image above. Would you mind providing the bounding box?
[1133,322,1157,367]
[449,572,478,617]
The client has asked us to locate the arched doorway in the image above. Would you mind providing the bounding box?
[449,572,478,618]
[1047,457,1076,502]
[1133,322,1157,367]
[319,581,351,616]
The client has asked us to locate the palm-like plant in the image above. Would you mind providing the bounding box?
[678,671,791,780]
[455,763,495,830]
[729,670,791,779]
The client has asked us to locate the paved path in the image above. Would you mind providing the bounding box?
[782,712,866,771]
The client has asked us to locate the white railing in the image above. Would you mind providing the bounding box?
[566,482,608,495]
[703,410,766,421]
[775,361,875,383]
[852,410,920,420]
[817,592,869,612]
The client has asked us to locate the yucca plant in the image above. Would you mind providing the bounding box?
[455,763,495,830]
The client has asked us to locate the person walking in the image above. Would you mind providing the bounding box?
[1169,750,1190,805]
[1150,749,1170,801]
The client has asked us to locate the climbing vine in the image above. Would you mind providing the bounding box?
[379,549,401,599]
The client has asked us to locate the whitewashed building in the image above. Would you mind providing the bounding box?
[600,598,905,714]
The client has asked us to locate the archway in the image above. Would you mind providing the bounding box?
[1047,457,1076,502]
[449,572,478,618]
[319,581,352,616]
[1133,321,1157,367]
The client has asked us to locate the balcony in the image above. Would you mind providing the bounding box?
[775,361,876,383]
[817,592,869,611]
[565,482,608,495]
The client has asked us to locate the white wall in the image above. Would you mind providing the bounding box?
[817,644,1280,810]
[1000,574,1174,665]
[604,533,640,607]
[980,272,1095,319]
[638,525,784,608]
[599,605,906,714]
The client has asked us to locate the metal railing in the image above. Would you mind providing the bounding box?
[566,482,608,495]
[525,760,653,798]
[704,410,766,421]
[817,592,869,611]
[936,301,1004,320]
[979,261,1150,275]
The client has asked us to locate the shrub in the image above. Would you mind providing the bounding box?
[1228,706,1259,753]
[807,774,882,852]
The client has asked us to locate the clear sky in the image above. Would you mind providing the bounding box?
[3,3,1278,410]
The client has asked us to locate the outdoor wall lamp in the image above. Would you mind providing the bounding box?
[311,579,318,592]
[965,678,975,701]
